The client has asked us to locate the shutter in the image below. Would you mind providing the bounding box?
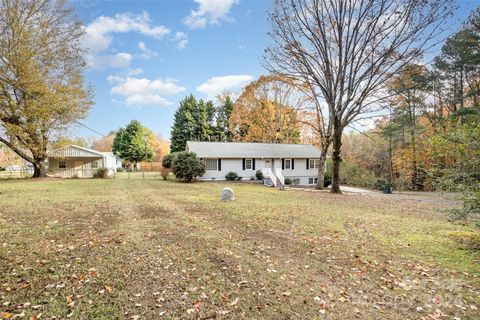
[218,158,221,171]
[242,158,245,170]
[292,159,295,170]
[252,159,256,170]
[282,158,285,170]
[306,158,309,169]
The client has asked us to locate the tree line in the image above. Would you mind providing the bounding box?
[0,0,477,221]
[169,75,305,152]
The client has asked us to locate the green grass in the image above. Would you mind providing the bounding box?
[0,178,479,319]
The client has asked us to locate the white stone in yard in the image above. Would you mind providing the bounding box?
[221,187,235,201]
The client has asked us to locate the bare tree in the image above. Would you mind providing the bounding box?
[264,0,454,193]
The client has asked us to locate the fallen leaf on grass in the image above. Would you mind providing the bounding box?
[194,300,201,311]
[230,298,239,306]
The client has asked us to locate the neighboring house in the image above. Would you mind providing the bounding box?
[186,141,323,186]
[47,145,121,178]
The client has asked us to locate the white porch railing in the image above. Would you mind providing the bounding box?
[274,168,285,186]
[49,168,98,178]
[262,168,285,188]
[262,168,276,187]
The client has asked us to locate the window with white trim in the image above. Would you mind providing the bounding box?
[309,159,320,169]
[245,158,253,170]
[284,158,292,170]
[59,161,67,169]
[205,159,218,171]
[308,177,318,185]
[91,161,98,169]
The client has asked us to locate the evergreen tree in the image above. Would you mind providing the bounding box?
[170,95,199,152]
[387,64,432,190]
[434,12,480,120]
[215,95,234,141]
[112,120,154,168]
[171,151,206,182]
[170,95,218,152]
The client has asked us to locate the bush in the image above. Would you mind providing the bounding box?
[93,167,109,178]
[160,167,170,180]
[225,171,239,181]
[116,167,124,172]
[255,170,264,180]
[171,151,205,182]
[450,231,480,251]
[374,178,389,190]
[284,177,292,185]
[327,159,376,188]
[324,172,332,188]
[162,153,176,169]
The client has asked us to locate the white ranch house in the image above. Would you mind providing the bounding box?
[186,141,323,186]
[47,145,121,178]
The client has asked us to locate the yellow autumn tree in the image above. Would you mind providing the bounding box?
[151,134,170,162]
[0,0,92,177]
[92,131,117,152]
[229,75,305,143]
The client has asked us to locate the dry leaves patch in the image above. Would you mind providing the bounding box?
[0,179,478,319]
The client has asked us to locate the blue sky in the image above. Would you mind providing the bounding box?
[72,0,478,140]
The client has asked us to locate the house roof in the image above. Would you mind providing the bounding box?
[48,145,117,159]
[186,141,321,158]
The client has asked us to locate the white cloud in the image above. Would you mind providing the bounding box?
[84,12,170,53]
[172,32,189,50]
[108,76,186,107]
[87,53,133,70]
[125,68,144,76]
[197,75,254,99]
[184,0,239,29]
[138,41,159,59]
[82,11,169,69]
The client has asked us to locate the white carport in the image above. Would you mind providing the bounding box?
[47,145,119,178]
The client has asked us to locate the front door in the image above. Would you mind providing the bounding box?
[74,161,83,177]
[264,159,272,169]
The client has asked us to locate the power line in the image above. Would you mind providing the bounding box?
[0,75,154,157]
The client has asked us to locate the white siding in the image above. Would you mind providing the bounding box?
[198,157,320,185]
[199,158,257,180]
[49,146,103,158]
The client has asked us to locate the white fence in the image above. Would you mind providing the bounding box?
[0,168,33,179]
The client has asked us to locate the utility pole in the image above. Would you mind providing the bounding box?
[143,134,147,180]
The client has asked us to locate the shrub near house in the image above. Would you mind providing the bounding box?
[171,151,205,182]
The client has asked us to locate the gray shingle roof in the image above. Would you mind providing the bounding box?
[186,141,321,158]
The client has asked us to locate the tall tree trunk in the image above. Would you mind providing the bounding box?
[315,145,328,189]
[388,135,394,184]
[32,160,47,178]
[331,124,342,194]
[459,66,465,124]
[0,138,48,178]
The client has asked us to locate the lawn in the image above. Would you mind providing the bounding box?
[0,178,478,319]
